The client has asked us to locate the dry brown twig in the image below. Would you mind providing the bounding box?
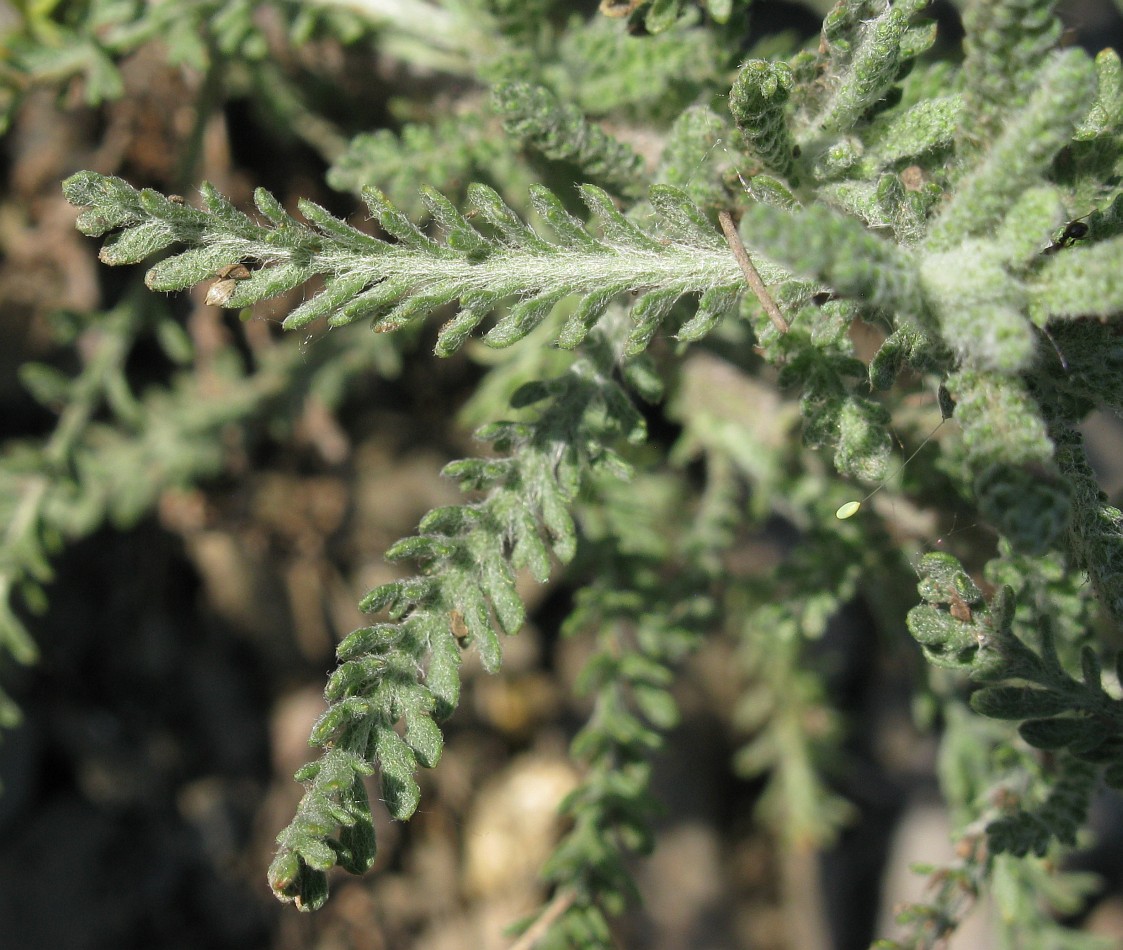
[718,209,790,335]
[507,889,578,950]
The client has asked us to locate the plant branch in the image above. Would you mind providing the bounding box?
[718,210,789,334]
[508,890,578,950]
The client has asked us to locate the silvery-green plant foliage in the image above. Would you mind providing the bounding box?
[3,0,1122,944]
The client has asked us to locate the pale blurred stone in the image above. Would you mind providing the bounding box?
[462,753,580,900]
[877,800,995,949]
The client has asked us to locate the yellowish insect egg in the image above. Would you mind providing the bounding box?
[832,415,950,521]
